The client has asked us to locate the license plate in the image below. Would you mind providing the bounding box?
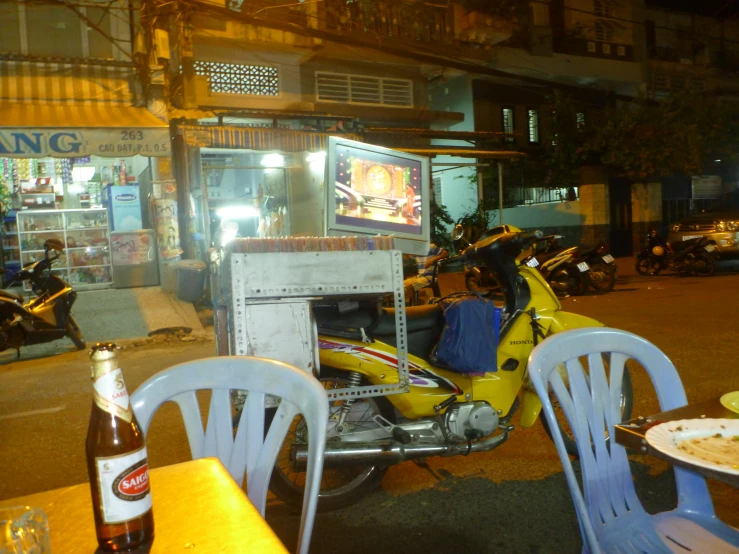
[526,257,539,268]
[577,262,590,272]
[705,244,716,252]
[602,254,615,263]
[682,235,702,241]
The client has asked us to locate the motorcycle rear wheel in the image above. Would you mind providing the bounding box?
[588,262,616,294]
[693,252,716,277]
[541,359,633,458]
[548,268,586,296]
[66,316,86,350]
[268,366,396,512]
[635,256,662,276]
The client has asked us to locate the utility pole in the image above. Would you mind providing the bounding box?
[498,163,504,225]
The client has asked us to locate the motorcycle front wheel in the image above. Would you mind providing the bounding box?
[588,262,616,294]
[66,316,86,350]
[693,252,716,277]
[268,366,396,512]
[541,358,633,458]
[635,256,662,276]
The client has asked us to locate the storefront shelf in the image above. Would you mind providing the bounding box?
[18,209,112,291]
[66,226,108,232]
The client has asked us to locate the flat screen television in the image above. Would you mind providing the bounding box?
[325,136,430,256]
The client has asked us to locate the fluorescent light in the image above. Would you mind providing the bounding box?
[217,205,259,220]
[307,151,326,173]
[261,153,285,168]
[306,152,325,163]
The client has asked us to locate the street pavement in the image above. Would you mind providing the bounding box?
[1,259,738,553]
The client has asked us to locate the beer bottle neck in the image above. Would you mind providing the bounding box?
[92,362,133,423]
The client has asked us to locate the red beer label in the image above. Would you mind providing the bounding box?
[113,459,150,501]
[96,446,152,523]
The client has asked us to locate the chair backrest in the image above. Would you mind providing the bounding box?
[527,328,713,552]
[130,356,328,554]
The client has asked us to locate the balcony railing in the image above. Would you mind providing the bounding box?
[322,0,452,45]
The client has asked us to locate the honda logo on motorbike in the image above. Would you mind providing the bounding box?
[509,340,533,345]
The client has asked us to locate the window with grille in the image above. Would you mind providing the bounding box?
[193,61,280,96]
[527,109,540,144]
[594,0,612,18]
[433,176,443,204]
[501,107,515,134]
[594,22,614,42]
[315,72,413,108]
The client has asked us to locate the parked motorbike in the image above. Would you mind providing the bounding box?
[635,236,716,277]
[0,239,85,354]
[267,228,633,510]
[575,242,617,294]
[521,235,588,296]
[461,225,521,294]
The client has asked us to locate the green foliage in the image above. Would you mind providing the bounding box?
[545,90,591,188]
[584,89,739,181]
[430,197,454,250]
[454,201,498,246]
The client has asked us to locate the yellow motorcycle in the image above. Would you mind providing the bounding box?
[269,229,633,510]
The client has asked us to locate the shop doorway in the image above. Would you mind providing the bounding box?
[609,177,633,256]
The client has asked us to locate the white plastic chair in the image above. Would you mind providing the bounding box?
[527,327,739,554]
[130,356,328,554]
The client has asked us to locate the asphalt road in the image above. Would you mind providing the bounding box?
[1,261,738,553]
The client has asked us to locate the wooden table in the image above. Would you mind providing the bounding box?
[0,458,289,553]
[614,396,739,487]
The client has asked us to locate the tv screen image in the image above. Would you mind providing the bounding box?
[334,142,422,236]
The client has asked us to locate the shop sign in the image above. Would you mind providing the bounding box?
[0,128,170,158]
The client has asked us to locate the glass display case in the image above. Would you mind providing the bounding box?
[18,209,113,290]
[2,212,21,286]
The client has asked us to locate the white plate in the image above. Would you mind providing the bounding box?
[645,418,739,475]
[682,235,702,241]
[577,261,589,272]
[602,254,615,263]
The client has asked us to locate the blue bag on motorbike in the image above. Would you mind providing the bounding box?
[433,296,501,373]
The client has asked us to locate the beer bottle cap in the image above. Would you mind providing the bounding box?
[91,342,119,354]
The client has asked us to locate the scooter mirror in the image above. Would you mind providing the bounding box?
[451,224,465,241]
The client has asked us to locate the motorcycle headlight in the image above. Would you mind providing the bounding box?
[716,221,726,232]
[727,221,739,232]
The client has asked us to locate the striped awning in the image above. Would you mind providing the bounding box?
[0,102,170,158]
[0,59,134,105]
[180,124,359,153]
[0,102,167,128]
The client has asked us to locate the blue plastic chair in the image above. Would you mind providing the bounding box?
[131,356,329,554]
[527,327,739,554]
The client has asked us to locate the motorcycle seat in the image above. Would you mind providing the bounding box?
[578,244,602,257]
[315,303,444,361]
[0,290,23,303]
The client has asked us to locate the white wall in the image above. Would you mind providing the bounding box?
[429,75,478,225]
[494,200,584,229]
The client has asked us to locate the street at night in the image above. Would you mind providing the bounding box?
[2,261,737,553]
